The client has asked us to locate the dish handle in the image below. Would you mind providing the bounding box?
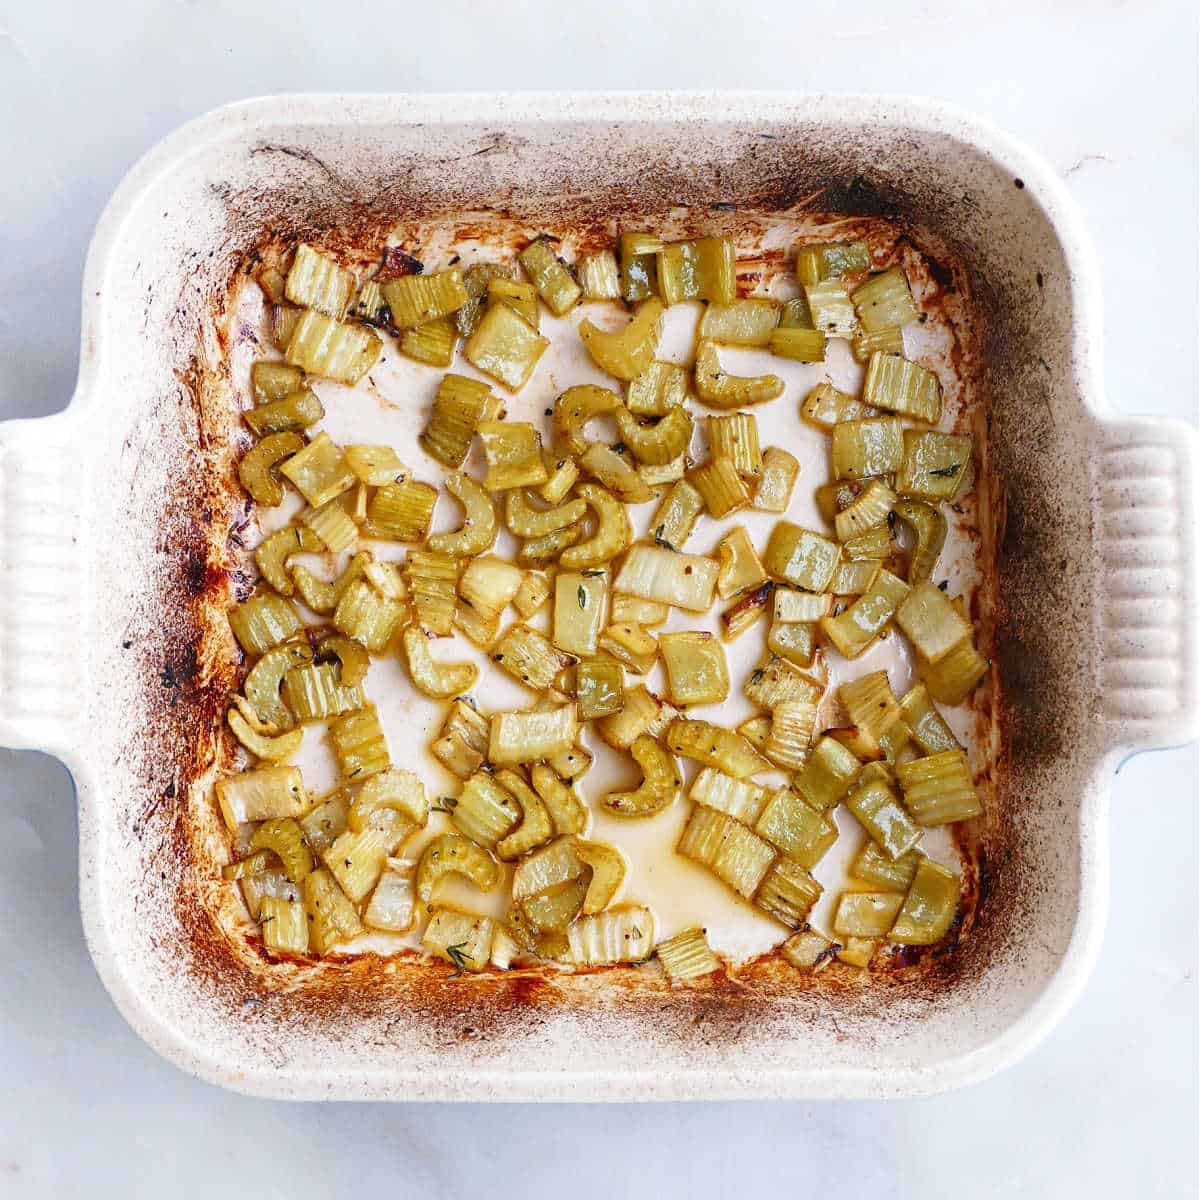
[0,412,85,757]
[1094,416,1199,757]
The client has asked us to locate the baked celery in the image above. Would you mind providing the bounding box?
[400,625,478,699]
[554,385,620,457]
[302,499,358,553]
[519,523,583,567]
[322,825,393,903]
[423,907,496,973]
[831,417,904,480]
[754,790,837,868]
[330,704,390,781]
[834,478,897,542]
[578,249,621,300]
[667,718,769,779]
[568,905,654,965]
[763,699,819,771]
[896,582,973,665]
[420,373,491,468]
[513,569,552,618]
[919,636,988,705]
[254,527,323,596]
[333,579,405,652]
[243,388,324,438]
[896,749,981,825]
[459,556,522,627]
[613,543,718,612]
[299,793,350,855]
[227,702,303,761]
[364,857,418,933]
[804,280,857,337]
[656,236,736,305]
[715,527,767,599]
[417,832,501,904]
[794,736,861,811]
[505,490,587,537]
[596,684,676,751]
[579,444,655,505]
[494,623,573,692]
[748,447,798,514]
[781,927,839,973]
[228,592,302,657]
[575,659,624,720]
[612,594,669,627]
[271,304,301,352]
[465,301,549,391]
[343,444,408,488]
[553,570,607,656]
[477,421,548,491]
[362,478,436,542]
[689,768,768,825]
[489,704,577,766]
[720,581,774,642]
[488,278,539,329]
[597,621,659,675]
[656,927,720,981]
[699,299,781,346]
[453,773,521,850]
[833,891,905,938]
[405,550,459,636]
[839,671,910,762]
[773,588,830,623]
[801,382,876,430]
[240,431,305,506]
[831,560,881,596]
[602,735,682,818]
[547,742,594,785]
[349,767,427,836]
[650,479,705,550]
[659,632,729,707]
[843,524,894,561]
[428,472,498,558]
[678,805,776,899]
[897,431,974,500]
[863,352,942,423]
[579,298,665,381]
[619,232,663,300]
[756,857,822,929]
[381,268,469,329]
[849,842,923,892]
[763,521,839,591]
[767,619,817,667]
[216,765,308,830]
[285,310,381,384]
[492,771,554,861]
[845,774,922,860]
[737,716,771,749]
[852,267,918,332]
[519,238,582,315]
[795,240,871,285]
[282,662,363,722]
[837,937,878,968]
[613,403,693,466]
[890,858,960,944]
[399,315,457,367]
[693,340,784,409]
[303,868,362,954]
[259,894,309,955]
[820,568,910,658]
[280,433,356,508]
[851,325,905,363]
[892,498,947,584]
[769,327,826,362]
[627,360,688,416]
[431,699,490,779]
[251,360,305,402]
[899,684,961,754]
[707,412,762,483]
[456,263,513,337]
[689,456,751,518]
[560,484,634,569]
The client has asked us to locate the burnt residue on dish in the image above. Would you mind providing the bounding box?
[114,118,1085,1063]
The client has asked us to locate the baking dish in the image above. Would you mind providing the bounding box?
[0,93,1195,1101]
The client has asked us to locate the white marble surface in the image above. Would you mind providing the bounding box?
[1,2,1196,1196]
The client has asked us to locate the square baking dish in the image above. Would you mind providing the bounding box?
[1,93,1195,1100]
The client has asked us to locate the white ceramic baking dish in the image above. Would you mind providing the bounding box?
[1,93,1195,1101]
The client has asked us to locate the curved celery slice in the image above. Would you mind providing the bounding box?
[349,768,428,834]
[530,764,589,836]
[595,683,676,751]
[613,403,693,466]
[575,840,626,913]
[835,478,897,543]
[579,298,664,381]
[427,472,497,558]
[227,705,303,762]
[239,431,305,506]
[554,385,621,457]
[416,833,501,904]
[892,498,947,584]
[244,388,324,437]
[249,817,313,884]
[505,490,587,538]
[254,526,323,596]
[241,640,312,733]
[559,484,633,570]
[579,444,655,505]
[401,626,478,699]
[693,340,784,409]
[494,770,555,861]
[602,735,682,818]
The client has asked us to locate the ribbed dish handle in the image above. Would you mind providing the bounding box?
[1094,417,1200,756]
[0,413,85,755]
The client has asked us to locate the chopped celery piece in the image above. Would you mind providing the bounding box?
[333,578,405,652]
[899,684,961,754]
[743,655,820,710]
[754,790,837,868]
[852,268,919,332]
[688,456,751,518]
[405,550,459,636]
[852,325,905,363]
[715,526,767,598]
[330,704,390,781]
[763,699,819,771]
[303,868,362,953]
[553,570,607,657]
[650,479,704,550]
[863,352,942,423]
[489,278,540,329]
[897,430,974,500]
[579,298,664,381]
[918,637,988,706]
[753,446,800,513]
[613,544,718,613]
[364,478,438,542]
[251,360,305,402]
[694,340,784,409]
[677,805,776,899]
[756,857,822,929]
[839,671,910,762]
[660,631,729,706]
[666,718,769,779]
[699,299,781,346]
[456,263,514,336]
[763,522,839,591]
[845,774,922,860]
[619,232,662,301]
[399,315,457,367]
[285,244,356,318]
[800,382,876,430]
[794,240,871,285]
[833,891,904,938]
[519,238,581,315]
[656,927,720,981]
[769,327,826,362]
[423,907,495,972]
[465,301,550,391]
[794,736,861,811]
[493,623,573,692]
[820,568,910,658]
[656,237,736,305]
[285,310,381,384]
[689,767,768,825]
[282,662,363,722]
[804,279,857,337]
[578,250,621,300]
[890,858,960,944]
[216,765,308,830]
[280,432,356,508]
[568,906,654,965]
[831,417,904,480]
[627,360,688,416]
[836,937,878,968]
[420,373,491,469]
[477,421,548,490]
[781,927,839,972]
[243,389,324,437]
[767,619,817,667]
[381,269,469,329]
[893,498,947,583]
[850,842,923,892]
[228,592,301,657]
[895,749,981,825]
[553,384,621,457]
[576,659,625,720]
[708,412,762,483]
[896,582,973,663]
